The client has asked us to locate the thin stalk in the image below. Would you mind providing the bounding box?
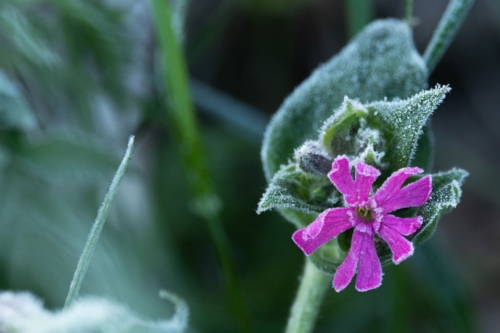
[64,136,135,309]
[405,0,414,27]
[345,0,373,38]
[285,260,331,333]
[150,1,254,332]
[423,0,475,74]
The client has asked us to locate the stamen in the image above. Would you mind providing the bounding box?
[355,206,374,222]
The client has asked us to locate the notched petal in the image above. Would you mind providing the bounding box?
[355,233,383,292]
[381,215,423,236]
[328,155,357,205]
[379,175,432,213]
[292,208,352,256]
[378,224,414,264]
[371,167,423,206]
[354,162,381,203]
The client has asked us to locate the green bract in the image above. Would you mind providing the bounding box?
[259,19,468,274]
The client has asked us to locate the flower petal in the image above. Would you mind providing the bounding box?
[382,215,423,236]
[378,224,414,264]
[328,156,356,205]
[378,176,432,213]
[292,208,352,255]
[354,162,381,203]
[355,232,383,292]
[333,229,364,292]
[371,167,423,208]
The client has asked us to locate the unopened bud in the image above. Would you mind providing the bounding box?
[294,141,332,175]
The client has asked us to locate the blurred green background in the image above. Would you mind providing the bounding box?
[0,0,498,332]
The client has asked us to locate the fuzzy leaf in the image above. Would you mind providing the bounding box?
[412,168,468,245]
[368,85,450,171]
[261,19,427,181]
[410,124,435,172]
[257,163,339,227]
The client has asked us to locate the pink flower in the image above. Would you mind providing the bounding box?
[292,156,432,292]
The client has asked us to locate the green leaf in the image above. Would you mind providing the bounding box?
[0,70,36,131]
[257,163,340,227]
[368,85,450,171]
[412,168,468,245]
[261,19,427,181]
[410,124,434,172]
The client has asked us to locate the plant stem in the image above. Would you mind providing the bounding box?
[423,0,475,74]
[285,259,331,333]
[345,0,373,38]
[150,1,254,332]
[64,136,135,309]
[405,0,414,27]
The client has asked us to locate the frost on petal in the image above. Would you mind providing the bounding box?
[382,215,422,236]
[355,233,383,292]
[292,208,351,255]
[333,229,364,292]
[371,167,423,207]
[354,162,381,203]
[328,156,356,205]
[378,224,414,264]
[379,175,432,213]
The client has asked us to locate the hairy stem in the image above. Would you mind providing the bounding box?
[64,136,135,309]
[345,0,373,38]
[405,0,414,27]
[424,0,475,74]
[285,260,331,333]
[150,1,254,332]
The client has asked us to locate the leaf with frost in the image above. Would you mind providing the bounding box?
[412,168,468,245]
[410,124,434,172]
[257,163,339,222]
[368,85,450,171]
[261,19,427,181]
[0,291,188,333]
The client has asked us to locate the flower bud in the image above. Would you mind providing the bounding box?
[294,141,332,176]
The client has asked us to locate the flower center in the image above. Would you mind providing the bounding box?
[355,206,374,223]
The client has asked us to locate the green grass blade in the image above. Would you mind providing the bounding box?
[424,0,475,73]
[64,136,135,309]
[150,1,254,332]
